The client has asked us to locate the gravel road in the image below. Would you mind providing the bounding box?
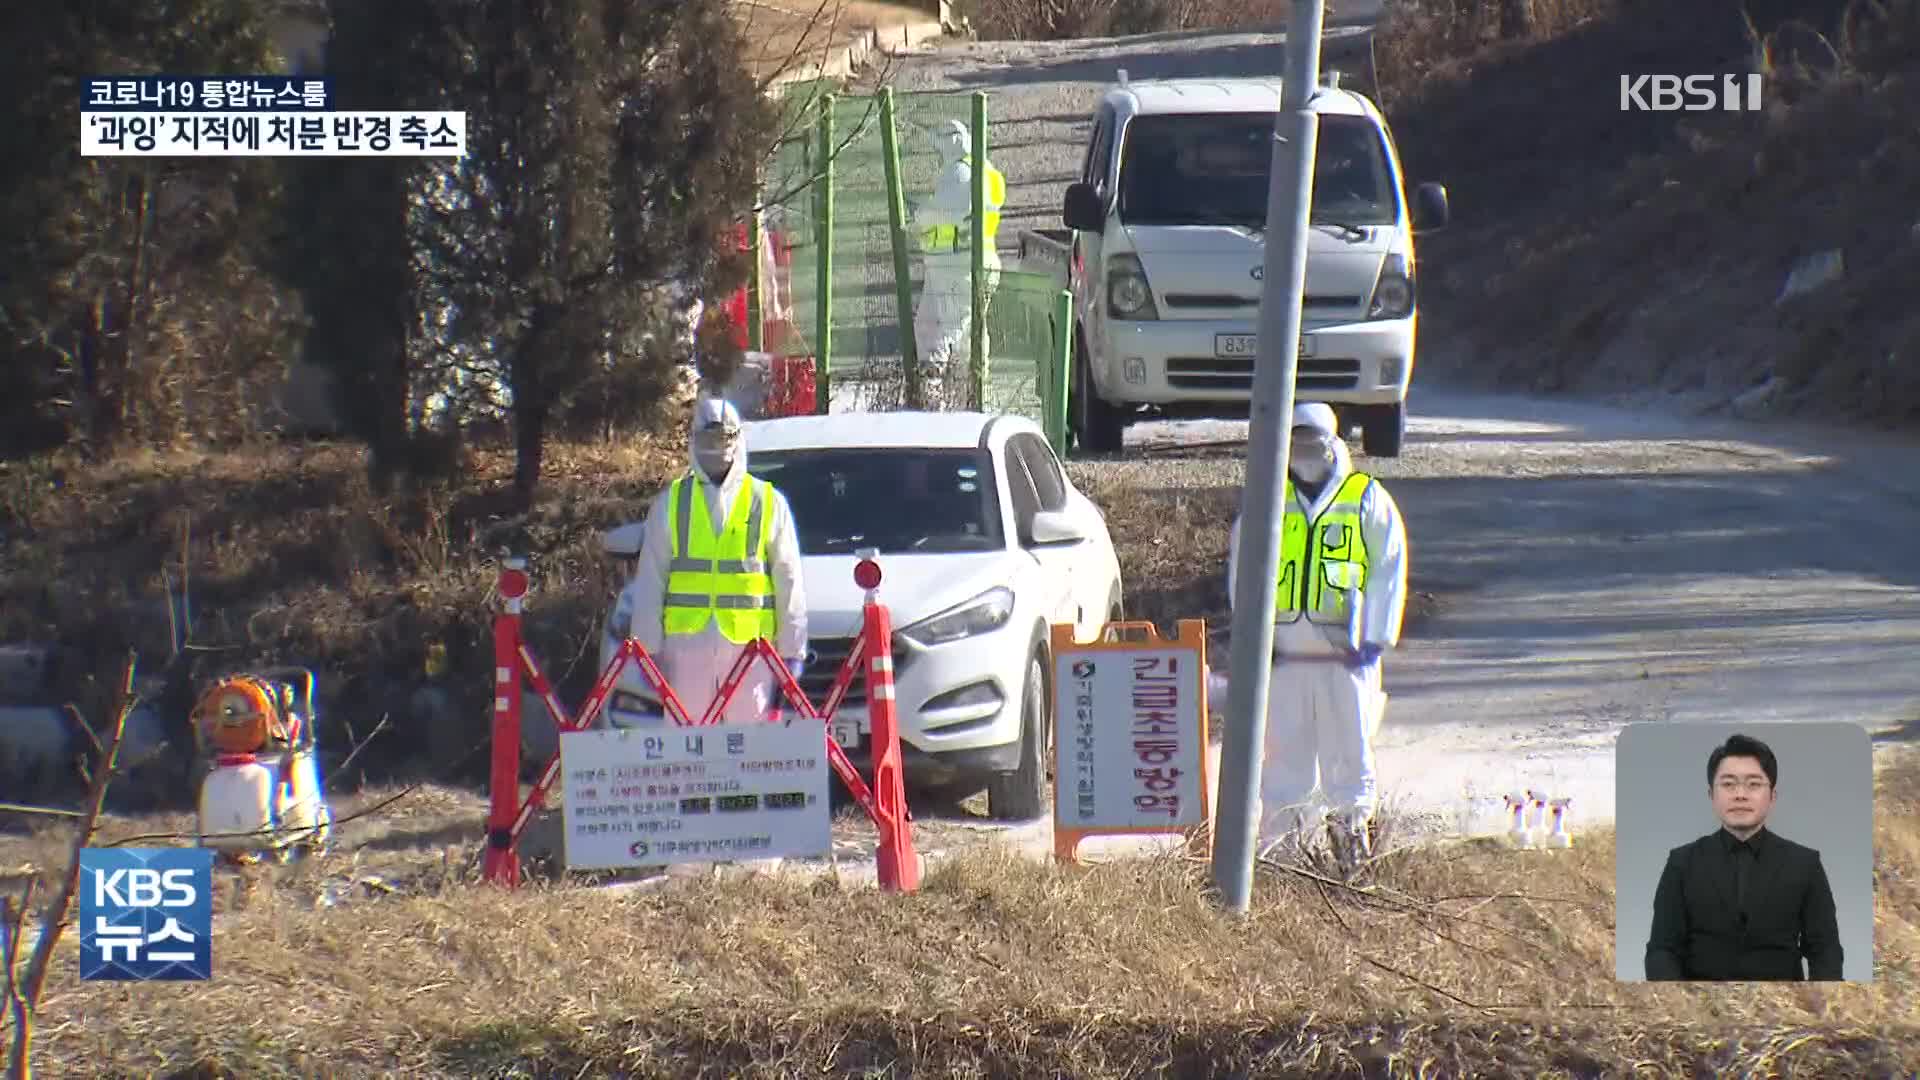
[878,27,1920,847]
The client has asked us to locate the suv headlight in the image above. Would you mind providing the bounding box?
[898,587,1015,648]
[1367,253,1414,320]
[1106,254,1160,320]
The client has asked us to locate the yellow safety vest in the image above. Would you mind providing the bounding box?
[920,158,1006,254]
[662,475,778,644]
[1275,471,1374,625]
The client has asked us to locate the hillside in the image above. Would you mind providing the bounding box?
[1378,0,1920,424]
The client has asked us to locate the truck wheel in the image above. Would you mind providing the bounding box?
[987,653,1049,821]
[1361,402,1406,458]
[1070,341,1127,455]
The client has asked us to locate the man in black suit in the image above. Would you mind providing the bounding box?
[1643,733,1845,981]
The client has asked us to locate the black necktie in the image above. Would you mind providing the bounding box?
[1733,842,1751,910]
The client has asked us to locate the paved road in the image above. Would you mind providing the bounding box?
[872,27,1920,854]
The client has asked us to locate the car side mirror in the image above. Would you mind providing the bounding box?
[603,520,645,558]
[1028,509,1086,546]
[603,520,645,584]
[1412,182,1450,233]
[1063,182,1106,233]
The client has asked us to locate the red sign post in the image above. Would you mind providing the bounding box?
[483,555,917,890]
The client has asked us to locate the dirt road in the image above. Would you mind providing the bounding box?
[1112,390,1920,837]
[881,28,1920,843]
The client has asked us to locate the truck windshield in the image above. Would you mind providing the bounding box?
[746,447,1004,555]
[1116,112,1397,229]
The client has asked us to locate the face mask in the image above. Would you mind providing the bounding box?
[1290,432,1335,482]
[693,427,737,481]
[695,448,731,481]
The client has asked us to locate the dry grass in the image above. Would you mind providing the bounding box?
[3,749,1911,1076]
[955,0,1297,42]
[1378,0,1920,421]
[0,436,687,793]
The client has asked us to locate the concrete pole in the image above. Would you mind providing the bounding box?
[1209,0,1325,914]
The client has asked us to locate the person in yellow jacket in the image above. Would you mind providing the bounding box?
[617,396,808,726]
[1226,402,1409,868]
[911,119,1005,399]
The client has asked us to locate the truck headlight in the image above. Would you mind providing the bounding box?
[1367,253,1414,320]
[898,587,1015,647]
[1106,254,1160,320]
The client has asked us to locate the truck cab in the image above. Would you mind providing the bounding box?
[1022,73,1449,455]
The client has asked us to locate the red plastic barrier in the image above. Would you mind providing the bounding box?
[765,355,818,418]
[483,555,916,890]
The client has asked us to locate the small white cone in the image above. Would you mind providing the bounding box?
[1504,793,1533,849]
[1547,797,1574,849]
[1525,789,1550,849]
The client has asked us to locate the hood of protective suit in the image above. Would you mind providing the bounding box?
[1289,401,1352,488]
[688,396,748,490]
[930,120,970,165]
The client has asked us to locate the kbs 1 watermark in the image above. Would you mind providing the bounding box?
[1620,74,1765,112]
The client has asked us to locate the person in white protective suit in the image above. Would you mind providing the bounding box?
[1226,401,1409,867]
[618,396,808,726]
[911,119,1006,397]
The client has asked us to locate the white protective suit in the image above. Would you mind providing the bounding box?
[620,397,808,726]
[1227,402,1409,846]
[911,120,1003,389]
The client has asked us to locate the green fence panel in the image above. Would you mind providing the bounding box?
[760,83,1057,428]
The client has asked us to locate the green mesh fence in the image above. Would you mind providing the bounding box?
[760,82,1067,447]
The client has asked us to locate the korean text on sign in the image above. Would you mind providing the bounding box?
[80,111,468,157]
[1052,643,1205,831]
[558,723,831,869]
[77,847,215,982]
[1130,655,1185,819]
[82,76,332,112]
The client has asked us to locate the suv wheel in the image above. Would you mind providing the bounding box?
[987,653,1049,821]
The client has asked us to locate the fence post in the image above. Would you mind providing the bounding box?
[1048,289,1073,456]
[969,90,987,411]
[484,558,530,887]
[857,554,919,892]
[747,207,764,353]
[879,88,921,408]
[815,93,835,415]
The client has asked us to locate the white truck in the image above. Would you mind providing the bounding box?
[1020,71,1449,456]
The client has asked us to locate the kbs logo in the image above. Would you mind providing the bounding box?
[1620,74,1764,111]
[78,848,214,981]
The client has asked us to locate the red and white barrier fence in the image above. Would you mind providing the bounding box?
[482,554,918,891]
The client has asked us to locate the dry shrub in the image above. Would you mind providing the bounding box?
[958,0,1293,41]
[12,751,1918,1075]
[1375,0,1920,422]
[0,435,686,795]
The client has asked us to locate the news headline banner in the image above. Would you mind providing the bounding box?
[82,111,468,157]
[83,76,333,112]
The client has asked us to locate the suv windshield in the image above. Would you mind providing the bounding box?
[1116,111,1397,229]
[747,447,1003,555]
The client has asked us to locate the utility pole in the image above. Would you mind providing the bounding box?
[1210,0,1326,914]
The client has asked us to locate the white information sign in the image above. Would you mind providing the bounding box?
[559,722,831,869]
[1054,645,1207,830]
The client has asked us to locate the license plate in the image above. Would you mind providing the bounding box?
[1214,333,1310,359]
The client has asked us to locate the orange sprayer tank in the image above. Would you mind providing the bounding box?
[192,676,290,755]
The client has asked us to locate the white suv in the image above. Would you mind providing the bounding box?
[599,410,1125,820]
